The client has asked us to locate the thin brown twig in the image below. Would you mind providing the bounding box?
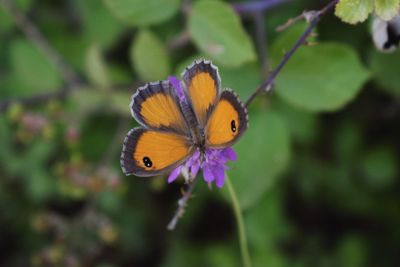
[244,0,339,108]
[167,176,199,231]
[275,10,320,32]
[1,0,82,87]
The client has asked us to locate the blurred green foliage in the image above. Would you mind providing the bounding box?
[0,0,400,266]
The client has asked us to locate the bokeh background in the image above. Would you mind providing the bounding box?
[1,0,400,266]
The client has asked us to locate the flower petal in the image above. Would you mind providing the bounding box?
[190,161,201,178]
[213,165,225,188]
[203,165,215,183]
[221,147,237,161]
[168,166,182,183]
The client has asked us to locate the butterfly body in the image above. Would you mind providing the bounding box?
[121,60,248,178]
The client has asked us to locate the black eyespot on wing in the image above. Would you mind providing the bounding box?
[120,127,194,177]
[142,156,153,168]
[221,89,249,136]
[231,119,237,133]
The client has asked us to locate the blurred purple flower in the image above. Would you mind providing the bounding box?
[168,147,237,188]
[167,76,238,188]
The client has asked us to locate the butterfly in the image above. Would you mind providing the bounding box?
[120,59,248,177]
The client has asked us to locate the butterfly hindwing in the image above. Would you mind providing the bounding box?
[206,89,248,148]
[182,59,221,128]
[121,127,193,176]
[131,80,189,135]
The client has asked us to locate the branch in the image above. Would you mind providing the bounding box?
[276,10,318,32]
[1,0,82,88]
[167,177,198,231]
[244,0,339,107]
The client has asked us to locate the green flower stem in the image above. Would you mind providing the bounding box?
[225,175,252,267]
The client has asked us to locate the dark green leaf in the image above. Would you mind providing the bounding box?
[76,0,124,47]
[369,48,400,96]
[272,25,370,111]
[228,110,291,209]
[85,44,112,88]
[189,0,256,67]
[131,30,170,81]
[104,0,180,26]
[361,146,398,189]
[8,39,63,97]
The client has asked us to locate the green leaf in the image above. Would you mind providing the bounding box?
[337,235,367,267]
[205,246,239,267]
[245,190,290,248]
[76,0,123,47]
[333,121,362,164]
[189,0,256,67]
[219,63,261,100]
[375,0,400,21]
[272,99,318,145]
[8,39,63,97]
[369,49,400,96]
[246,190,290,267]
[229,110,290,210]
[335,0,374,24]
[85,44,112,88]
[272,25,370,112]
[361,146,398,189]
[161,241,207,267]
[131,30,170,81]
[104,0,180,26]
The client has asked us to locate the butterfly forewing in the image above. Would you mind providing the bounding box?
[206,90,248,148]
[121,128,193,176]
[131,80,190,135]
[182,59,221,128]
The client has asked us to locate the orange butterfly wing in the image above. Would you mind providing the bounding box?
[121,128,193,176]
[131,81,189,135]
[206,90,248,147]
[182,59,220,128]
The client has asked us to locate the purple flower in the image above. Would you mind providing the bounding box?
[168,147,237,188]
